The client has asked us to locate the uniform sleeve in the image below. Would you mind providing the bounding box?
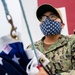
[26,37,75,75]
[57,41,75,75]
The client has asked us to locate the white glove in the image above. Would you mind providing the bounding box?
[36,49,49,67]
[25,48,50,75]
[26,57,39,75]
[25,49,39,75]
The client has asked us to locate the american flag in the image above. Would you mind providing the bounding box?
[0,35,30,75]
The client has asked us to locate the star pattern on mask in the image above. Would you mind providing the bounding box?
[12,55,20,64]
[40,18,62,36]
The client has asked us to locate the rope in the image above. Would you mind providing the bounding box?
[19,0,39,64]
[1,0,9,15]
[2,0,39,63]
[1,0,18,40]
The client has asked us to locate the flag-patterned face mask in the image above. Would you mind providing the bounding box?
[40,18,62,36]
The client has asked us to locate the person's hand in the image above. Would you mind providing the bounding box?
[36,67,48,75]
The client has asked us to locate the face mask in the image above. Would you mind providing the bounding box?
[40,18,62,36]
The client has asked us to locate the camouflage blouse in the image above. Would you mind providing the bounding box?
[26,35,75,75]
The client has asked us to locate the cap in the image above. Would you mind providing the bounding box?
[36,4,63,22]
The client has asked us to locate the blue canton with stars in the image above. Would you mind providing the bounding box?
[0,42,30,75]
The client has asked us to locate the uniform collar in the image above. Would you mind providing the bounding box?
[41,35,68,53]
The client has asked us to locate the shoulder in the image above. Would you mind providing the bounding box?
[65,34,75,45]
[26,39,42,49]
[66,34,75,40]
[59,34,75,46]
